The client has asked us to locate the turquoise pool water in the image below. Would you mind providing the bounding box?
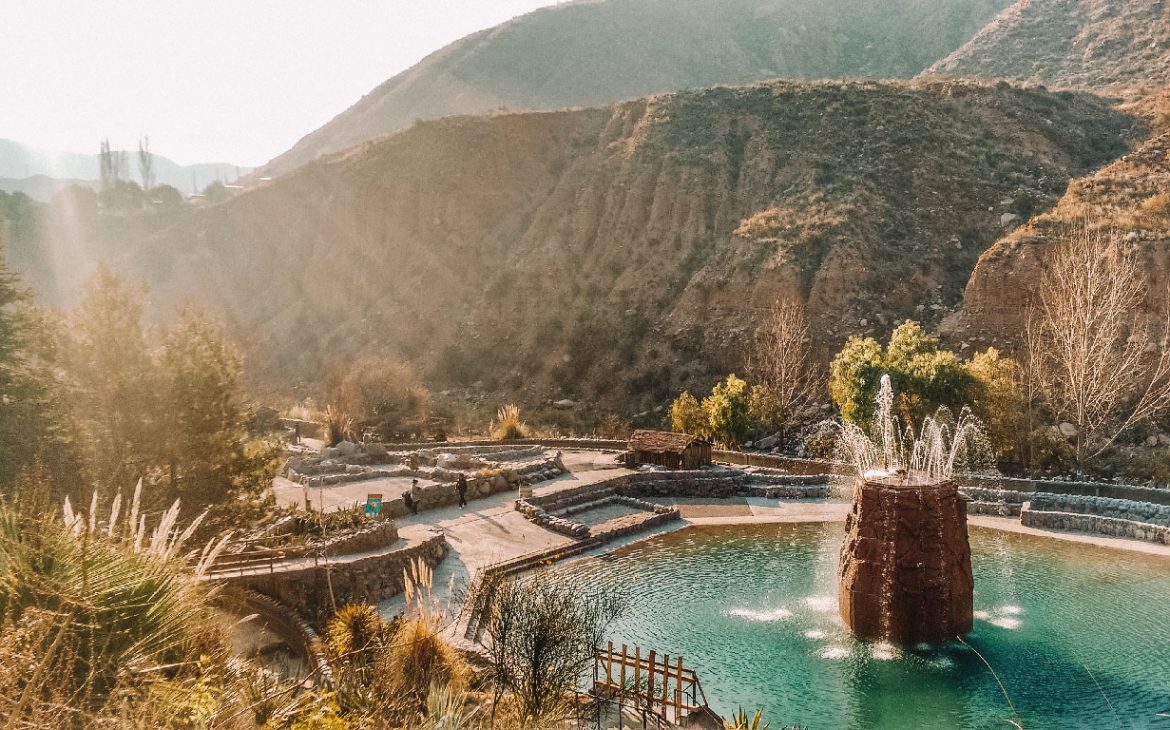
[555,523,1170,729]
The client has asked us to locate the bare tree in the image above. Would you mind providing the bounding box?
[137,136,155,191]
[99,138,118,190]
[746,298,820,444]
[1029,222,1170,472]
[467,570,623,726]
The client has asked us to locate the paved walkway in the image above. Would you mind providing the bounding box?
[264,449,1170,616]
[371,453,632,615]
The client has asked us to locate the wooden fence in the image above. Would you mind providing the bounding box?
[592,642,709,723]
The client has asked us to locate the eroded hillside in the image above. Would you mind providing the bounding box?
[927,0,1170,93]
[127,80,1133,408]
[260,0,1012,178]
[953,89,1170,346]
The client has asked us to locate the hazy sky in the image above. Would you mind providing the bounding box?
[0,1,562,166]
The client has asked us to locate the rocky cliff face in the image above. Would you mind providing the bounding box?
[952,92,1170,348]
[926,0,1170,94]
[122,80,1132,407]
[259,0,1013,178]
[838,479,973,644]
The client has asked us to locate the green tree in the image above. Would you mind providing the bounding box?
[0,239,80,491]
[158,311,278,517]
[831,322,976,428]
[137,136,155,191]
[148,183,184,209]
[827,336,885,423]
[703,374,752,448]
[63,268,276,520]
[670,390,706,436]
[201,180,231,204]
[829,322,1024,460]
[64,266,158,493]
[967,348,1026,462]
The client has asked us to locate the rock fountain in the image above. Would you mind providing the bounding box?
[836,376,984,644]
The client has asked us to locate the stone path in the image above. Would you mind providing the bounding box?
[265,449,1170,619]
[375,454,633,614]
[969,514,1170,558]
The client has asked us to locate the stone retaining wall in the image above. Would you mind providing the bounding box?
[1021,506,1170,545]
[589,509,679,542]
[214,587,332,684]
[221,521,400,564]
[967,500,1022,517]
[380,438,627,453]
[215,531,449,624]
[1027,493,1170,527]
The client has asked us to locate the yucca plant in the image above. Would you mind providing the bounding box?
[0,483,229,722]
[375,558,469,719]
[322,404,356,446]
[418,683,479,730]
[725,708,769,730]
[491,403,528,441]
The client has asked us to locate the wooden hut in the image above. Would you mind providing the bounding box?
[628,430,712,470]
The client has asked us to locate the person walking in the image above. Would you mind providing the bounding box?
[456,473,469,508]
[402,479,420,515]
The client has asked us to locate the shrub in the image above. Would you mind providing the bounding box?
[670,391,707,436]
[0,488,230,724]
[375,560,468,719]
[703,374,753,448]
[595,413,633,440]
[1141,193,1170,222]
[323,354,433,440]
[322,404,355,446]
[469,570,623,725]
[492,404,528,440]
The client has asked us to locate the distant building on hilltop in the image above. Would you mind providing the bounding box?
[628,429,712,470]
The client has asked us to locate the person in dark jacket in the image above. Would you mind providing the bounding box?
[456,474,469,508]
[402,479,420,515]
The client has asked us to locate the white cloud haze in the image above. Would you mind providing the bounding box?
[0,1,560,166]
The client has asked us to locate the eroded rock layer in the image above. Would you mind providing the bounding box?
[838,479,973,644]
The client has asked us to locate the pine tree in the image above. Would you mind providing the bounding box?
[0,238,80,492]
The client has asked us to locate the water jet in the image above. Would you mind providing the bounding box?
[836,375,982,644]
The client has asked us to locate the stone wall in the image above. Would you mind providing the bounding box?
[1027,493,1170,527]
[379,438,627,453]
[218,521,400,566]
[839,479,973,644]
[216,531,448,623]
[967,500,1022,517]
[214,587,331,682]
[1021,506,1170,545]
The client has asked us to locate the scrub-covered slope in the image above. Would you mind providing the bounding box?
[259,0,1012,178]
[128,80,1131,406]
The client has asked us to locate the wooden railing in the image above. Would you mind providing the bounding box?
[592,642,709,723]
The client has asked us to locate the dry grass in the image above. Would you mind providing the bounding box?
[1141,192,1170,223]
[491,404,528,441]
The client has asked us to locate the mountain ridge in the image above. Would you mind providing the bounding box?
[0,138,248,198]
[110,79,1133,406]
[925,0,1170,93]
[257,0,1013,179]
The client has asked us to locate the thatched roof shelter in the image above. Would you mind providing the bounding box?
[628,430,712,470]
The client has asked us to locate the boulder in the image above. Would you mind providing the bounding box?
[1000,212,1019,226]
[756,433,780,450]
[1058,422,1079,439]
[553,398,577,410]
[336,440,358,456]
[363,443,388,458]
